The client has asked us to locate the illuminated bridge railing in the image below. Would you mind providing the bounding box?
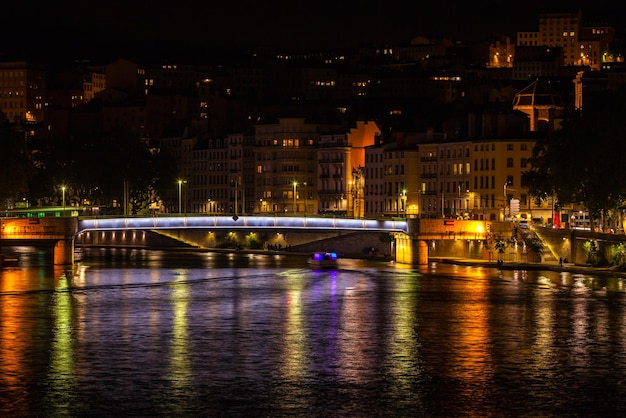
[77,216,409,234]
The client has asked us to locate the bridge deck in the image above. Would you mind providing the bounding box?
[77,215,409,234]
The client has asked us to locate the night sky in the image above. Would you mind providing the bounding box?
[2,0,624,62]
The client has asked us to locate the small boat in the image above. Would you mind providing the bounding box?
[308,251,338,268]
[0,254,19,268]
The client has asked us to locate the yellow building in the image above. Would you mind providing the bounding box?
[470,139,535,222]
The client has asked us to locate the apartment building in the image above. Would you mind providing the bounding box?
[316,121,379,216]
[317,132,352,215]
[254,118,320,214]
[470,139,535,222]
[516,8,616,71]
[0,61,46,124]
[417,143,440,218]
[364,142,385,218]
[438,141,473,219]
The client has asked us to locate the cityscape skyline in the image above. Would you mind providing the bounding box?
[0,4,624,234]
[2,1,625,63]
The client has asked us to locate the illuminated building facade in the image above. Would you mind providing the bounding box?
[254,118,319,214]
[0,61,46,124]
[516,8,617,71]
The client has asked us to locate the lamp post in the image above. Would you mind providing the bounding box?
[234,179,238,219]
[503,182,508,220]
[349,180,354,217]
[177,180,183,214]
[61,186,66,212]
[303,182,307,215]
[397,191,400,217]
[293,180,298,214]
[401,189,407,218]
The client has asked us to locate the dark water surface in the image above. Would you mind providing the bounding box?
[2,248,626,417]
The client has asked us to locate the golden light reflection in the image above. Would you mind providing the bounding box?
[339,276,372,383]
[384,274,422,394]
[169,270,192,390]
[45,270,76,408]
[444,275,493,387]
[0,269,30,388]
[278,271,306,381]
[526,282,556,375]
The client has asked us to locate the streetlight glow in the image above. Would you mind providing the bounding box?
[177,180,183,214]
[293,180,298,213]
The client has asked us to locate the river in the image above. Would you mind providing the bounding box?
[1,248,626,417]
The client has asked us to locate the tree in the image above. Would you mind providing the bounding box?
[523,86,626,230]
[27,128,177,214]
[0,121,34,209]
[583,239,600,266]
[522,231,545,263]
[494,237,507,261]
[77,128,177,214]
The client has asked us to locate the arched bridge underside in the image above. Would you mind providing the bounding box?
[77,216,409,235]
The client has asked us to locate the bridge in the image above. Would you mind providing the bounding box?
[77,215,410,234]
[1,215,492,265]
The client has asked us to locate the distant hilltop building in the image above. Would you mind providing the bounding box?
[516,8,620,71]
[512,78,565,132]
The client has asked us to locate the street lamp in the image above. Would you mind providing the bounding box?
[293,180,298,214]
[503,182,508,220]
[233,178,239,220]
[177,180,183,214]
[401,189,407,218]
[61,186,66,212]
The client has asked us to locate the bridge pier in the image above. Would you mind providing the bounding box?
[1,217,78,265]
[53,238,75,265]
[395,234,429,265]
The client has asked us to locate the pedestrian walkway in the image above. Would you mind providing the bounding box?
[431,256,626,277]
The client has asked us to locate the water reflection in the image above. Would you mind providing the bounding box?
[2,252,626,416]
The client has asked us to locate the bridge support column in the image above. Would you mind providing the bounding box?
[415,239,429,265]
[395,235,430,265]
[395,234,413,264]
[54,238,74,265]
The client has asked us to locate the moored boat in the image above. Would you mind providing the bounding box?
[0,254,19,268]
[308,251,338,268]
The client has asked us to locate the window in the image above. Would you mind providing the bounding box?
[507,158,513,168]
